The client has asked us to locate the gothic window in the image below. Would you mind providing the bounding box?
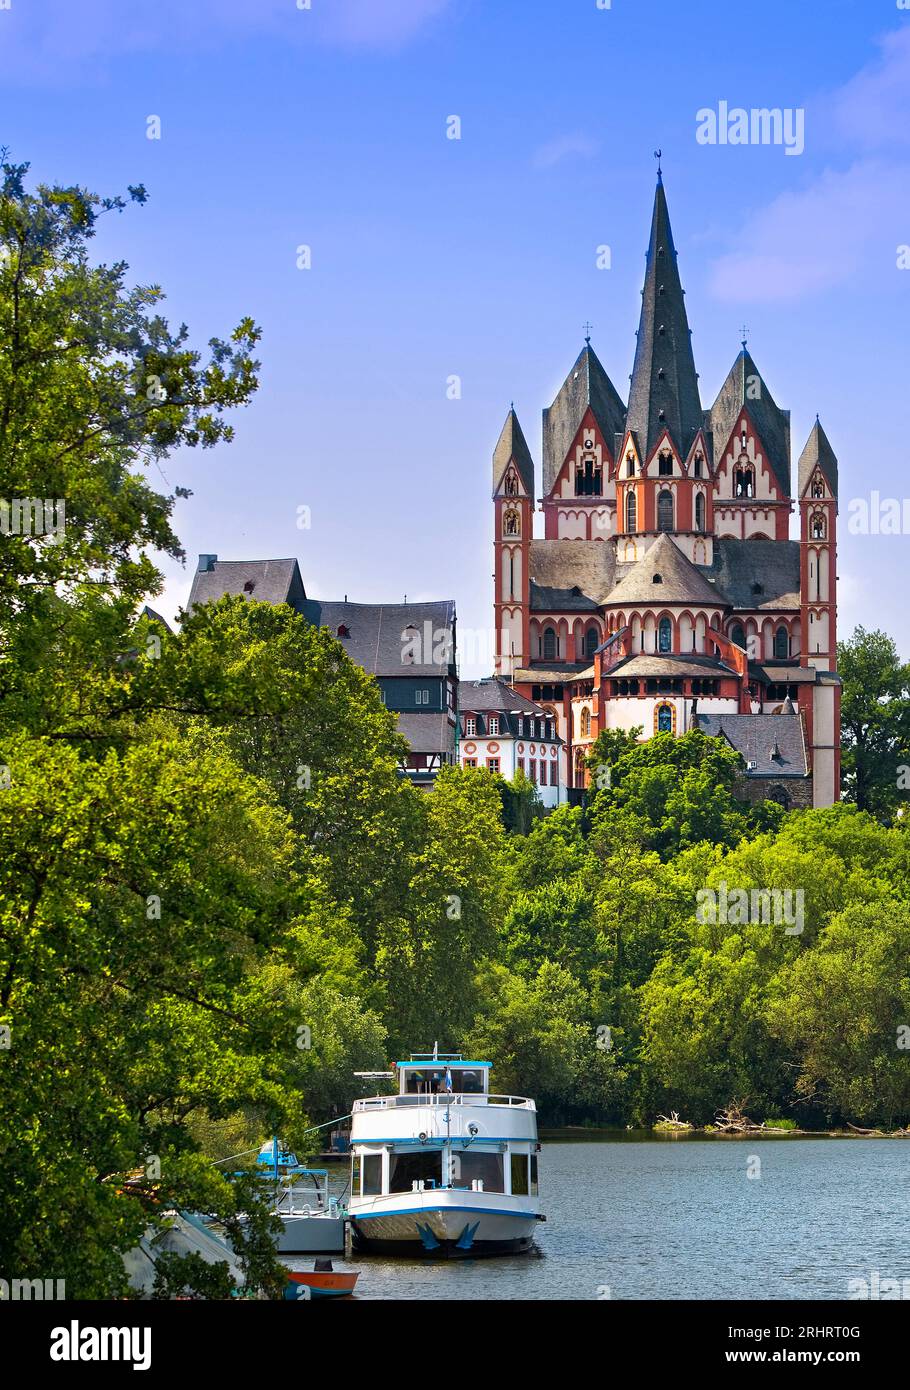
[811,477,825,499]
[657,703,673,733]
[584,626,599,658]
[658,616,672,653]
[658,452,674,477]
[693,454,703,479]
[543,626,557,661]
[811,512,826,539]
[626,455,636,478]
[626,490,637,532]
[504,510,520,537]
[695,492,706,532]
[731,623,746,649]
[580,707,591,738]
[735,465,755,498]
[576,455,602,497]
[657,489,674,531]
[505,471,518,496]
[774,625,789,660]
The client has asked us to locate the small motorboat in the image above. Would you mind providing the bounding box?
[284,1258,359,1300]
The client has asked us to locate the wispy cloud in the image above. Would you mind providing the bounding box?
[0,0,456,82]
[532,133,599,169]
[707,27,910,303]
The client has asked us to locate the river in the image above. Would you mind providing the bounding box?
[285,1134,910,1300]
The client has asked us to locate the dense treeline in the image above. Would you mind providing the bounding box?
[2,158,910,1299]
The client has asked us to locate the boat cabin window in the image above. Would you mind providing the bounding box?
[362,1154,383,1196]
[389,1149,442,1193]
[351,1153,360,1195]
[530,1154,539,1196]
[451,1151,504,1193]
[401,1067,485,1095]
[510,1152,529,1196]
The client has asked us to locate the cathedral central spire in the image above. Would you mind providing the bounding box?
[625,175,702,461]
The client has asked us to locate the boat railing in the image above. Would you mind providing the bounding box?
[352,1093,535,1112]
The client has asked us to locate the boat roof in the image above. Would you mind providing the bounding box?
[395,1058,491,1068]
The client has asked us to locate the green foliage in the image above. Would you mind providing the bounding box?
[838,626,910,818]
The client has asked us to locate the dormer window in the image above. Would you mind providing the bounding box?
[752,581,764,596]
[465,717,476,736]
[243,580,255,593]
[653,573,663,584]
[337,623,350,638]
[488,716,499,736]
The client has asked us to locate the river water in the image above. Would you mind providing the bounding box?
[286,1134,910,1300]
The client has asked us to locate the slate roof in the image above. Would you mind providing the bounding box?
[302,599,456,678]
[187,557,307,613]
[625,176,703,461]
[460,678,549,716]
[611,652,735,679]
[798,418,839,499]
[528,538,615,610]
[492,407,536,497]
[694,712,808,778]
[395,711,455,755]
[710,348,791,497]
[542,344,626,496]
[604,533,726,607]
[707,538,801,611]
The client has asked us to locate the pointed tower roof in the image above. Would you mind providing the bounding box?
[492,406,535,497]
[798,418,838,498]
[625,175,703,461]
[605,532,727,607]
[710,347,791,497]
[542,343,626,496]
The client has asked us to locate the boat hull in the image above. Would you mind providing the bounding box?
[284,1270,358,1299]
[349,1205,538,1258]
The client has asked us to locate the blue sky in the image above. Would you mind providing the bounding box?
[2,0,909,672]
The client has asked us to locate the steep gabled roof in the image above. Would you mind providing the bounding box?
[186,557,307,614]
[460,678,550,717]
[625,176,703,461]
[301,598,456,677]
[798,418,839,498]
[694,712,808,778]
[604,533,727,607]
[710,348,791,497]
[542,343,626,496]
[492,406,535,497]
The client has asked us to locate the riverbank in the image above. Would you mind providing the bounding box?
[541,1125,910,1141]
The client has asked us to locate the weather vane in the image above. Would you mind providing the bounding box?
[654,148,662,175]
[741,324,749,350]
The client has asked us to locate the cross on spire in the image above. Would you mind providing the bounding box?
[653,148,662,179]
[583,321,593,345]
[740,324,749,351]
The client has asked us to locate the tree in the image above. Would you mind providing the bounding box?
[768,902,910,1127]
[838,627,910,818]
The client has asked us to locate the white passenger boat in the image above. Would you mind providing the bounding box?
[348,1051,544,1257]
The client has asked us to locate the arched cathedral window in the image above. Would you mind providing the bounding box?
[735,465,755,498]
[543,626,557,661]
[657,489,674,531]
[504,510,520,536]
[505,473,518,496]
[576,455,602,497]
[658,616,672,653]
[812,477,825,498]
[584,626,600,658]
[695,493,706,532]
[811,512,826,539]
[774,625,789,660]
[626,490,637,533]
[657,704,673,733]
[731,623,746,649]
